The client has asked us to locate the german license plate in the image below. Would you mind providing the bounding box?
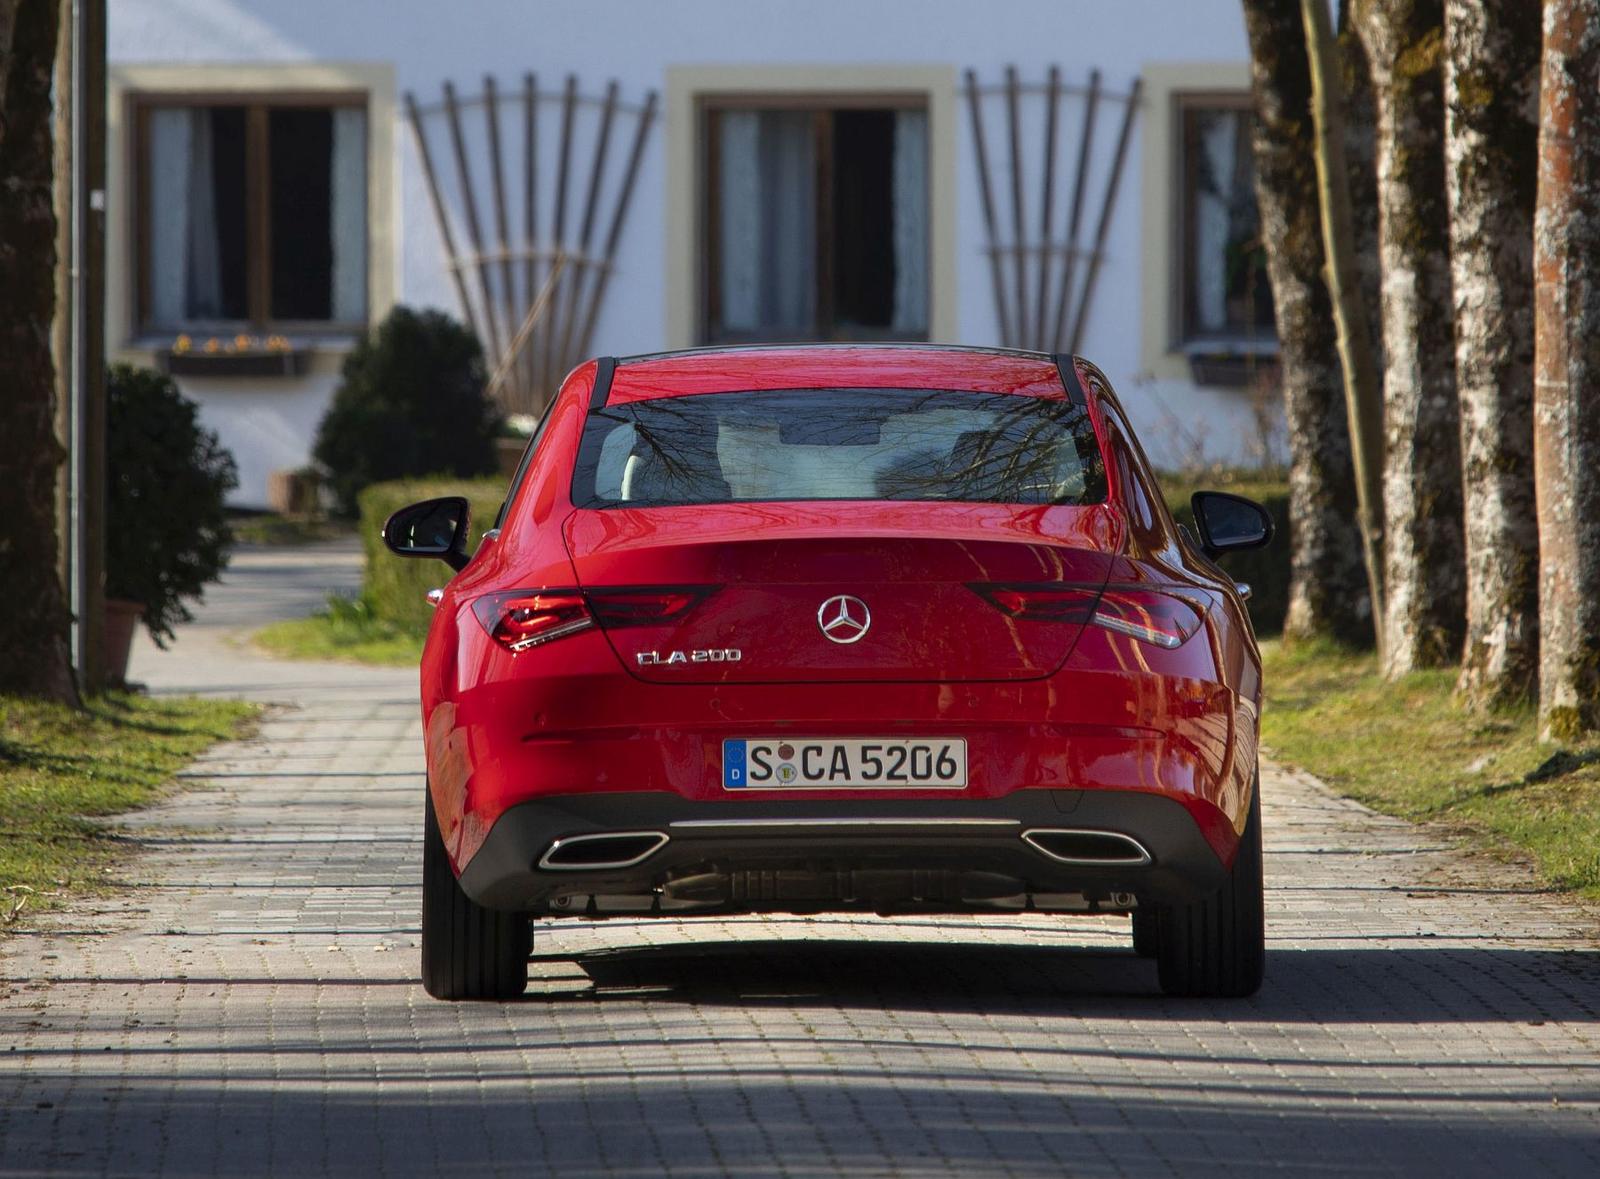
[722,738,967,789]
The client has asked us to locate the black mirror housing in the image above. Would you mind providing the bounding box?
[1191,491,1274,558]
[383,496,472,572]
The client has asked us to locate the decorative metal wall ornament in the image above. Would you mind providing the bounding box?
[963,67,1142,354]
[405,75,659,414]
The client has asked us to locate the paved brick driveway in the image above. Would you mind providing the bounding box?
[3,543,1598,1177]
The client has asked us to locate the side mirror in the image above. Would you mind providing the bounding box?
[1191,491,1274,558]
[383,496,472,572]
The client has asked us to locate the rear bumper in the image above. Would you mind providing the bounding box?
[455,788,1234,913]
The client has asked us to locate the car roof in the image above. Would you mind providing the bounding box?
[602,343,1081,404]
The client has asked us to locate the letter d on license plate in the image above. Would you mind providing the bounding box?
[722,738,967,789]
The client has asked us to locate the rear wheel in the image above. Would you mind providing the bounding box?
[1154,773,1264,997]
[1130,908,1158,958]
[421,793,530,1000]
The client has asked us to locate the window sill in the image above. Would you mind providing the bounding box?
[117,334,360,381]
[1181,345,1280,390]
[158,348,311,378]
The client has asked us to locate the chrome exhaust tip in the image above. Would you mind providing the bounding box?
[538,831,670,871]
[1021,828,1152,867]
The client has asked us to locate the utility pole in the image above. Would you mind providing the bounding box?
[57,0,107,691]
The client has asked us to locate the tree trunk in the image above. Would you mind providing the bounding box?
[1533,0,1600,740]
[1242,0,1372,647]
[1340,0,1386,378]
[1301,0,1390,657]
[1354,0,1465,678]
[1445,0,1541,710]
[0,0,77,703]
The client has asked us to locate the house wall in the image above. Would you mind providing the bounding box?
[110,0,1265,507]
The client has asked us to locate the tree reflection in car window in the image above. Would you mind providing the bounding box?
[571,388,1107,508]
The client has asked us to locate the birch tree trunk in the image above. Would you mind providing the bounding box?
[1243,0,1372,646]
[1354,0,1465,678]
[1445,0,1541,709]
[1533,0,1600,740]
[0,0,78,702]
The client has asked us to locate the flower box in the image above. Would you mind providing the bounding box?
[158,348,309,378]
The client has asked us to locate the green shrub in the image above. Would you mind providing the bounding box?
[358,478,507,631]
[313,306,502,516]
[107,364,238,646]
[1161,474,1290,638]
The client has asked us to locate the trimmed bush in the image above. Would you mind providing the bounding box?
[358,478,507,631]
[313,306,502,516]
[1162,476,1290,637]
[107,364,238,646]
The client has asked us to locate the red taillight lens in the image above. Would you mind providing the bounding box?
[1091,588,1204,649]
[971,584,1101,623]
[970,583,1205,649]
[586,587,715,627]
[472,591,594,651]
[470,586,715,652]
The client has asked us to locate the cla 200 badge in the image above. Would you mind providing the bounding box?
[636,648,743,666]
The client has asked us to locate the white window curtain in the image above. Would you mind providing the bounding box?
[148,107,223,324]
[718,110,815,335]
[330,107,368,323]
[891,108,929,335]
[1193,112,1237,335]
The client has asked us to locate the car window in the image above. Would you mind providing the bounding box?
[492,399,560,530]
[570,388,1107,508]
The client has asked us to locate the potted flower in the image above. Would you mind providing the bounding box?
[105,364,238,681]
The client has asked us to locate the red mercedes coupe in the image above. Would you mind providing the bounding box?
[385,345,1273,1001]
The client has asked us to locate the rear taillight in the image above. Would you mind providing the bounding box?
[471,586,715,651]
[472,591,593,651]
[586,587,714,627]
[1090,588,1204,649]
[971,583,1205,649]
[972,584,1100,623]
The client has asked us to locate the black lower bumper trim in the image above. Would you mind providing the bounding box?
[454,790,1230,913]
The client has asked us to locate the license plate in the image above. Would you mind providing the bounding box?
[722,738,967,789]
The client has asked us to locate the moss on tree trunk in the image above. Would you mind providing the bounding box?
[1445,0,1541,710]
[1355,0,1467,678]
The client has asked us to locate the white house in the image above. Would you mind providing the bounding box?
[108,0,1275,508]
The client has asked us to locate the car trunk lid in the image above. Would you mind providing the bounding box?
[562,502,1122,683]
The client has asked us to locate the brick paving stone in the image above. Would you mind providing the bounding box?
[2,543,1598,1177]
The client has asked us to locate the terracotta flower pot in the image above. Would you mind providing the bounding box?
[104,598,144,686]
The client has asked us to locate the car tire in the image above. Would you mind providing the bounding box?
[1154,771,1265,998]
[421,793,530,1001]
[1130,908,1159,958]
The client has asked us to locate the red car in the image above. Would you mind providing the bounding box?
[385,345,1272,1001]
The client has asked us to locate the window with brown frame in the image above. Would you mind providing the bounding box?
[1177,95,1274,347]
[701,95,930,344]
[133,94,369,334]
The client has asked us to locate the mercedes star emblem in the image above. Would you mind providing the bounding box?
[817,594,871,644]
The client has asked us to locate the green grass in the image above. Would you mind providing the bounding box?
[228,513,353,546]
[1261,637,1600,897]
[253,595,426,666]
[0,692,257,925]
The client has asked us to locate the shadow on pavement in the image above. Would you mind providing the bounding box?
[3,1048,1594,1178]
[524,936,1600,1024]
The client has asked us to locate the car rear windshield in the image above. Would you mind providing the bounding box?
[570,388,1107,508]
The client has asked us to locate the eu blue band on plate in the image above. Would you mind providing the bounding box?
[723,740,747,789]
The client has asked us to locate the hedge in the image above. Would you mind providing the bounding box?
[356,473,1292,638]
[1161,476,1291,637]
[358,478,507,631]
